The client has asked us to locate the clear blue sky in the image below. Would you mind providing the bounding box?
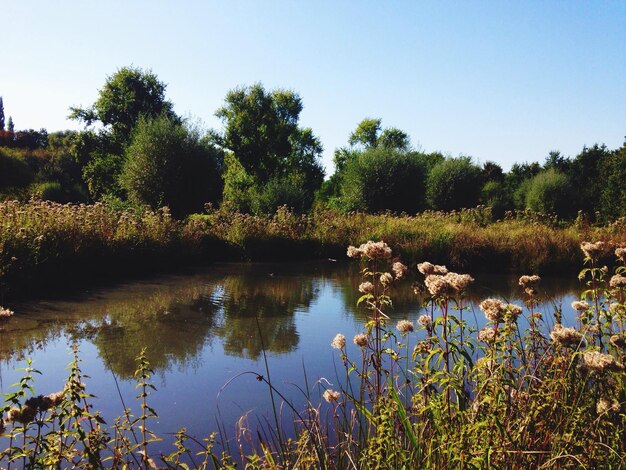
[3,1,625,173]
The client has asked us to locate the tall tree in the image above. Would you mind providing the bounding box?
[0,96,5,131]
[214,83,324,213]
[348,118,410,151]
[7,116,14,132]
[69,66,178,148]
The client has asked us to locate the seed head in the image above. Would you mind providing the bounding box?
[571,300,589,312]
[417,314,432,329]
[581,351,625,372]
[323,389,340,403]
[358,282,374,294]
[353,334,368,347]
[518,275,541,287]
[479,298,506,323]
[358,240,392,260]
[550,324,585,348]
[396,320,414,333]
[609,274,626,289]
[392,262,408,279]
[331,333,346,350]
[380,272,393,286]
[580,241,605,260]
[616,247,626,262]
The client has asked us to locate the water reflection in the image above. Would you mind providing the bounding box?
[2,263,582,378]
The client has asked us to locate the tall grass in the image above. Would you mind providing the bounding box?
[1,241,625,468]
[1,199,625,299]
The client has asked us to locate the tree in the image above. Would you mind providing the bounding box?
[348,118,410,151]
[524,169,576,217]
[340,148,428,213]
[69,66,178,148]
[0,97,4,131]
[599,142,626,220]
[569,144,610,217]
[7,116,14,132]
[215,83,324,213]
[426,157,482,211]
[120,116,223,217]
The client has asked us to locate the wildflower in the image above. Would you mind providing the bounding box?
[571,300,589,312]
[417,262,435,275]
[529,312,542,322]
[580,241,605,260]
[550,324,585,348]
[446,272,474,292]
[323,389,340,403]
[358,282,374,294]
[0,307,14,319]
[609,302,626,317]
[353,334,368,347]
[479,298,506,323]
[380,272,393,286]
[357,240,392,260]
[44,391,65,408]
[347,246,362,258]
[424,274,454,297]
[7,405,37,425]
[396,320,414,333]
[504,303,523,322]
[596,398,620,415]
[331,334,346,350]
[518,275,541,287]
[610,334,626,350]
[392,262,408,279]
[478,327,497,343]
[609,274,626,289]
[581,351,625,372]
[616,247,626,262]
[417,314,432,329]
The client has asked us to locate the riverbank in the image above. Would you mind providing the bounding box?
[1,200,624,299]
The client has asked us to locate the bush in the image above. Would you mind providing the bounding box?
[121,116,223,217]
[0,147,32,191]
[255,172,314,214]
[426,157,482,211]
[525,169,576,218]
[340,148,428,213]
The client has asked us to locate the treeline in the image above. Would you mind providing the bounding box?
[1,66,624,221]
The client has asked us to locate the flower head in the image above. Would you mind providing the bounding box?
[616,247,626,262]
[358,241,392,261]
[358,282,374,294]
[396,320,414,333]
[518,275,541,288]
[479,298,506,323]
[550,324,585,348]
[392,262,408,279]
[417,314,432,329]
[323,389,340,403]
[580,241,605,260]
[581,351,625,372]
[380,272,393,286]
[571,300,590,312]
[353,334,368,347]
[331,333,346,350]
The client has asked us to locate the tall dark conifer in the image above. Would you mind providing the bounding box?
[0,96,5,130]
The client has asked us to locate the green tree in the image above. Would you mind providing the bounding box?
[524,169,575,217]
[426,157,482,211]
[215,83,324,213]
[340,147,428,213]
[120,116,223,217]
[348,118,410,151]
[70,66,178,148]
[599,142,626,220]
[569,144,610,217]
[7,116,14,132]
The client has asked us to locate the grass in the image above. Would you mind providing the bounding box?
[1,200,625,300]
[1,241,625,468]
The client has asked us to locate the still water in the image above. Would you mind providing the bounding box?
[1,261,580,456]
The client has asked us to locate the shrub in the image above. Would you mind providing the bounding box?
[525,169,576,218]
[340,148,428,213]
[121,116,223,217]
[426,157,482,211]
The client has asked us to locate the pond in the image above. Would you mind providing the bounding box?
[0,261,581,458]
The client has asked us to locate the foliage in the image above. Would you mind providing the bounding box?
[69,66,178,148]
[340,147,428,213]
[120,116,223,217]
[599,142,626,220]
[426,157,482,211]
[214,83,324,213]
[348,118,410,151]
[525,168,576,217]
